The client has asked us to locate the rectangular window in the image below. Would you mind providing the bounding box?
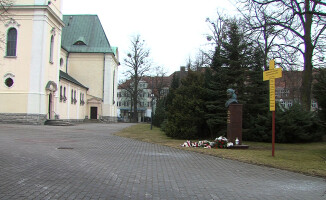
[280,89,289,97]
[60,86,63,102]
[63,87,66,102]
[74,90,77,104]
[280,100,286,107]
[312,100,318,108]
[284,89,289,97]
[71,89,74,104]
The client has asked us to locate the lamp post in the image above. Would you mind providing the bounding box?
[150,93,154,130]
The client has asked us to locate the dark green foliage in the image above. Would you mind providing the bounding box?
[165,73,179,109]
[161,17,323,143]
[204,19,250,138]
[242,113,272,142]
[313,68,326,123]
[242,48,269,138]
[152,97,166,127]
[276,104,323,143]
[163,71,209,139]
[153,73,179,128]
[220,19,249,98]
[243,104,323,143]
[204,66,228,138]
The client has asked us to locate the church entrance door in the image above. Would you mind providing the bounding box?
[48,93,53,119]
[90,107,97,119]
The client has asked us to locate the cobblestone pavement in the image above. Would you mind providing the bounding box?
[0,123,325,200]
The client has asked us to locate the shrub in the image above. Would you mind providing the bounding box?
[243,103,324,143]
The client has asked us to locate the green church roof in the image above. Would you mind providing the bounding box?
[59,70,88,89]
[62,15,114,54]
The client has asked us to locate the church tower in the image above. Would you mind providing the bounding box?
[0,0,64,124]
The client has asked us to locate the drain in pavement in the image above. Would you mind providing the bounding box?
[57,147,74,150]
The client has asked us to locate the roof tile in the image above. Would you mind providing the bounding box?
[62,15,113,53]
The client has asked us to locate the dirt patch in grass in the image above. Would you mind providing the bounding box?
[115,123,326,178]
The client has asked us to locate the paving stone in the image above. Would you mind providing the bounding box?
[0,123,325,200]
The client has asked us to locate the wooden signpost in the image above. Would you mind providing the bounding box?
[263,60,282,157]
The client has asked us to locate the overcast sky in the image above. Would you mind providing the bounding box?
[62,0,238,78]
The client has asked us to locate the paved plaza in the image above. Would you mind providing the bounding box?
[0,123,325,200]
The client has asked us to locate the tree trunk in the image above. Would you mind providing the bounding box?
[301,54,313,111]
[301,1,313,111]
[133,93,138,123]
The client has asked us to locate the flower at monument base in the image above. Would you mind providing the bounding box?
[180,137,228,149]
[215,136,228,149]
[227,142,234,147]
[181,140,192,147]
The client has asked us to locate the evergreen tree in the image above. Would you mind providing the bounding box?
[165,73,179,110]
[313,68,326,123]
[204,19,251,138]
[220,19,249,99]
[249,103,323,143]
[164,71,208,139]
[152,97,166,127]
[242,48,269,140]
[204,50,228,138]
[157,73,179,129]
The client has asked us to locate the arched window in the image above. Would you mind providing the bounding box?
[49,35,54,63]
[6,28,17,56]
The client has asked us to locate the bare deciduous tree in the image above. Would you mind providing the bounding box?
[124,35,151,122]
[151,66,168,101]
[0,0,13,18]
[238,0,326,110]
[204,12,228,63]
[0,0,14,47]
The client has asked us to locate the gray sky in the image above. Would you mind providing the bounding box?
[62,0,238,78]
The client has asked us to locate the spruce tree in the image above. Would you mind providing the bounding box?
[155,74,179,129]
[204,19,250,138]
[313,68,326,123]
[164,71,208,139]
[204,48,228,138]
[152,97,166,127]
[220,19,248,99]
[242,48,269,140]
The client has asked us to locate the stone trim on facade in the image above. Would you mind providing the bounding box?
[101,116,118,123]
[0,113,47,125]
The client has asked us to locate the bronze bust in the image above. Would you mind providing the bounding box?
[225,89,238,108]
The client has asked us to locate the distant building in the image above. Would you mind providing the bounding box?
[0,1,119,124]
[117,76,171,122]
[275,70,318,110]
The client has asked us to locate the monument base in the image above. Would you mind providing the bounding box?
[227,104,243,145]
[227,145,249,149]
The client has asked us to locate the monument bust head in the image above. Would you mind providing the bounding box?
[225,88,238,108]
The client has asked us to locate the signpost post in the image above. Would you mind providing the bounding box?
[263,60,282,157]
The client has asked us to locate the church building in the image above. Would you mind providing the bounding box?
[0,0,119,124]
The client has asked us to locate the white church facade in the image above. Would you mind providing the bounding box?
[0,0,119,124]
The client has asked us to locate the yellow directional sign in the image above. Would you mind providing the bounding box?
[263,60,282,111]
[263,68,282,81]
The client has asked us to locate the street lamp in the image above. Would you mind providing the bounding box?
[150,93,154,130]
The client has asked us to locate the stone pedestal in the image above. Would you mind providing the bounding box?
[227,104,243,145]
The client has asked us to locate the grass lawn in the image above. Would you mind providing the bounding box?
[115,123,326,178]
